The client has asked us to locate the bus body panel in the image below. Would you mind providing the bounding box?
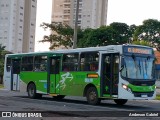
[59,72,100,96]
[118,78,156,100]
[3,55,12,90]
[3,45,156,102]
[20,72,48,93]
[19,79,27,92]
[3,72,11,90]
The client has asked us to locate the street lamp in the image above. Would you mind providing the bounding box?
[73,0,80,49]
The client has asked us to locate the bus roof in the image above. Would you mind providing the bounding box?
[6,44,153,57]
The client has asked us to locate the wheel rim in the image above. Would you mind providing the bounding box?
[29,87,34,96]
[89,91,97,101]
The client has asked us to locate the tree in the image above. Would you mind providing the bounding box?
[109,22,132,44]
[0,44,5,59]
[78,27,113,47]
[133,19,160,50]
[40,22,74,49]
[78,23,132,47]
[0,44,12,84]
[0,44,6,84]
[128,24,138,43]
[132,40,151,47]
[89,26,117,46]
[77,28,93,47]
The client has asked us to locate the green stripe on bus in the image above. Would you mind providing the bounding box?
[128,84,155,92]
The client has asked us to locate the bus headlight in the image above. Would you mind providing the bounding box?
[122,84,132,93]
[122,84,128,90]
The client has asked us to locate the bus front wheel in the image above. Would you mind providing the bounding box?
[27,83,42,99]
[114,99,127,105]
[86,87,101,105]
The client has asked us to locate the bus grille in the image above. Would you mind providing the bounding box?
[130,81,155,86]
[133,91,154,97]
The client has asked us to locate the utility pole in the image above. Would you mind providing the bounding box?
[73,0,80,49]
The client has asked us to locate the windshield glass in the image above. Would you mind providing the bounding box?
[121,56,154,80]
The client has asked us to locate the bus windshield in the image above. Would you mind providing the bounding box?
[121,56,154,80]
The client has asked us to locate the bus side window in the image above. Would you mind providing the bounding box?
[90,63,98,71]
[62,53,79,71]
[34,56,47,72]
[80,52,99,71]
[21,56,34,71]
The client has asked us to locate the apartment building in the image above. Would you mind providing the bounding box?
[51,0,71,25]
[0,0,37,53]
[23,0,37,53]
[51,0,108,29]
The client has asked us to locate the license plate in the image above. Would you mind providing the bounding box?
[141,95,147,98]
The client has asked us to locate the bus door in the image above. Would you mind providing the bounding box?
[11,59,21,91]
[101,53,119,97]
[48,56,61,94]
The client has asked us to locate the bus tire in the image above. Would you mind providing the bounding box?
[27,83,42,99]
[86,87,101,105]
[53,95,65,100]
[114,99,127,105]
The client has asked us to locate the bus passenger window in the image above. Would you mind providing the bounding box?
[90,63,98,71]
[21,56,34,71]
[62,53,79,71]
[80,52,99,71]
[34,56,47,72]
[63,64,69,71]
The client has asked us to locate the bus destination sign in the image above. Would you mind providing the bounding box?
[124,47,152,55]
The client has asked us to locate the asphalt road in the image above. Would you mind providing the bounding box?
[0,89,160,120]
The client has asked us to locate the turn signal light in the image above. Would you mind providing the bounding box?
[87,73,99,78]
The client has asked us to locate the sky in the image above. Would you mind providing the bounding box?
[35,0,52,52]
[35,0,160,52]
[107,0,160,25]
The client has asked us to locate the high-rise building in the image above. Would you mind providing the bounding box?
[51,0,108,29]
[0,0,37,53]
[23,0,37,53]
[51,0,71,25]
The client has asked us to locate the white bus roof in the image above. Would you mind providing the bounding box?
[6,44,153,56]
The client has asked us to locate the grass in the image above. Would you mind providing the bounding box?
[0,84,4,88]
[156,95,160,100]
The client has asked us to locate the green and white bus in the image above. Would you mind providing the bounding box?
[3,45,156,105]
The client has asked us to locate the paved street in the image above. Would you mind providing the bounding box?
[0,89,160,120]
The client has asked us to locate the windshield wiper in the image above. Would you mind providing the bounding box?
[145,59,148,74]
[139,60,141,74]
[124,60,128,77]
[132,54,135,61]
